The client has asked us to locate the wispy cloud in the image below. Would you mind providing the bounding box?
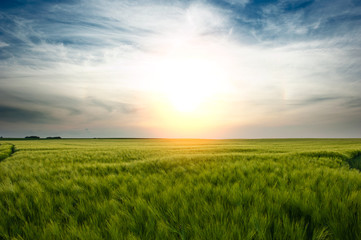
[0,41,8,47]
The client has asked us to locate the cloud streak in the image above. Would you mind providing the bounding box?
[0,105,57,123]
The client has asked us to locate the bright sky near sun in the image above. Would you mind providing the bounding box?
[0,0,361,138]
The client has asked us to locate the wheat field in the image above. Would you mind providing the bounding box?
[1,138,361,239]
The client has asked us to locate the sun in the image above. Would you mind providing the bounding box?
[140,35,233,134]
[158,56,225,113]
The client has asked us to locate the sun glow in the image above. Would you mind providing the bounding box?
[160,57,225,113]
[144,54,232,136]
[139,34,234,134]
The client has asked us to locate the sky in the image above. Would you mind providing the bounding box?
[0,0,361,138]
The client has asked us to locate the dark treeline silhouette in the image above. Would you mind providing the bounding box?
[25,136,40,139]
[46,136,62,139]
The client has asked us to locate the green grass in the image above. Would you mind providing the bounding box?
[0,143,15,161]
[0,138,361,239]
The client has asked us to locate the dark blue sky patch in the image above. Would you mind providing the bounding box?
[250,0,278,5]
[0,0,30,10]
[352,0,361,6]
[0,0,79,10]
[283,0,314,12]
[325,13,361,25]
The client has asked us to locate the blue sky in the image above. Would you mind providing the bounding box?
[0,0,361,138]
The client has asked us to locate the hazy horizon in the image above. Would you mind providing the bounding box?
[1,0,361,138]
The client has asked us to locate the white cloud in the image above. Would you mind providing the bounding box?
[0,41,9,47]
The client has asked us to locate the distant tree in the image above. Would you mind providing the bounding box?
[46,136,62,139]
[25,136,40,139]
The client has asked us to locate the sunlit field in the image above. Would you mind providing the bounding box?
[1,139,361,240]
